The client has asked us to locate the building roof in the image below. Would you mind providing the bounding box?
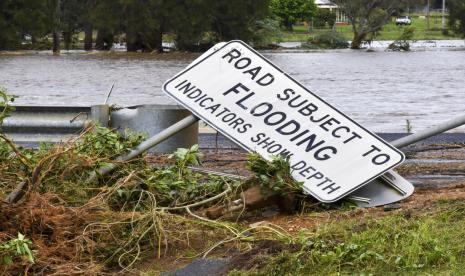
[315,0,338,8]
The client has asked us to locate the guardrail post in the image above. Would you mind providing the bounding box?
[91,105,110,127]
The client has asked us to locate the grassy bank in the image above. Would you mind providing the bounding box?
[281,13,460,42]
[226,199,465,275]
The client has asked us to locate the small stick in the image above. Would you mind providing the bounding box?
[157,183,232,211]
[69,112,85,123]
[104,83,115,104]
[0,134,31,168]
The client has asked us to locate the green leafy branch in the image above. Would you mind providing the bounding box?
[0,233,35,265]
[0,87,15,128]
[247,152,303,195]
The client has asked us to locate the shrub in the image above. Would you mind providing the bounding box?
[387,27,415,51]
[304,31,349,49]
[313,9,336,28]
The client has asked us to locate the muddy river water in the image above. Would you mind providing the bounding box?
[0,47,464,132]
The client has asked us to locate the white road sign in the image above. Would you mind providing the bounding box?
[163,40,405,202]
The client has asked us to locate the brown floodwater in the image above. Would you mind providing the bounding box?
[0,48,464,132]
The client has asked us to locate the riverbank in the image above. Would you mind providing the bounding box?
[3,37,464,56]
[2,122,465,274]
[145,144,465,275]
[280,13,461,42]
[276,39,465,50]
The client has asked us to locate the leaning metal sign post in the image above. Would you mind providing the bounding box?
[164,40,405,203]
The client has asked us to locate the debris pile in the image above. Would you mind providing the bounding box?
[1,90,305,274]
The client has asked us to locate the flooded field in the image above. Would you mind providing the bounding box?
[0,47,464,132]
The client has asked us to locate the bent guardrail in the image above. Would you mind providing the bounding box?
[2,104,198,153]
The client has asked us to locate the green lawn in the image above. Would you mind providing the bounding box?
[280,13,460,42]
[228,200,465,275]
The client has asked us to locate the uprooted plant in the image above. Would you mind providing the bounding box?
[205,153,308,219]
[0,90,298,274]
[0,130,297,273]
[0,232,34,266]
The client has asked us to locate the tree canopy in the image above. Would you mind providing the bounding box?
[0,0,48,49]
[448,0,465,37]
[332,0,407,49]
[0,0,273,52]
[270,0,317,30]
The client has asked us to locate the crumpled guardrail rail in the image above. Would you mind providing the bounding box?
[2,104,198,153]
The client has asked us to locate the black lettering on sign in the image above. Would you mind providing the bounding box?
[222,49,242,63]
[256,73,274,86]
[222,83,256,110]
[243,66,262,80]
[205,104,220,114]
[199,98,214,107]
[264,112,287,126]
[362,145,391,165]
[277,88,295,101]
[251,132,267,143]
[251,102,273,117]
[322,182,341,194]
[276,120,301,136]
[221,49,274,86]
[235,57,252,69]
[238,123,252,134]
[178,81,196,94]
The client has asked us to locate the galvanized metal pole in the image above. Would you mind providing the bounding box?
[426,0,430,31]
[391,114,465,148]
[91,113,465,180]
[350,114,465,207]
[442,0,446,31]
[88,114,199,180]
[91,105,110,128]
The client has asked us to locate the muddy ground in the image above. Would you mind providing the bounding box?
[144,143,465,274]
[148,143,465,232]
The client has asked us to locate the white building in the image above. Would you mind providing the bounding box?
[315,0,348,23]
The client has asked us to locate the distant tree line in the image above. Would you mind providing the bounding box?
[448,0,465,36]
[0,0,277,52]
[3,0,461,52]
[332,0,465,49]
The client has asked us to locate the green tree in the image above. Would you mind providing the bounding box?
[82,0,95,51]
[332,0,407,49]
[61,0,88,50]
[313,8,336,28]
[43,0,61,53]
[93,0,170,52]
[174,0,273,51]
[270,0,317,31]
[119,0,161,52]
[11,0,48,44]
[0,1,23,49]
[92,0,123,50]
[0,0,48,50]
[448,0,465,37]
[210,0,271,41]
[0,0,277,52]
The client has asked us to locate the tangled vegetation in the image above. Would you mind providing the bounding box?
[0,89,298,274]
[387,27,416,52]
[247,153,302,195]
[3,88,465,275]
[0,125,244,273]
